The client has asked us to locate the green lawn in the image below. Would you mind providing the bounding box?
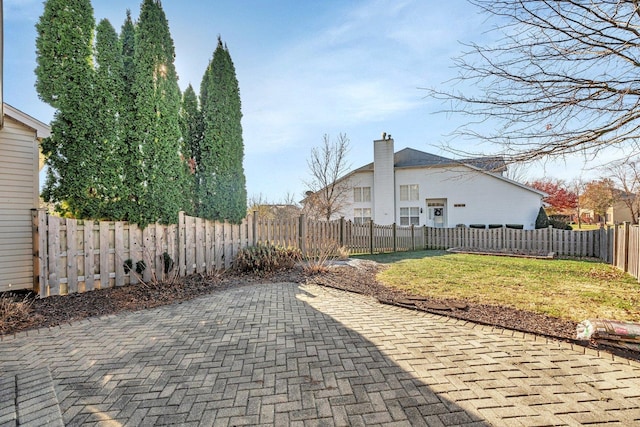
[571,223,602,231]
[354,250,640,322]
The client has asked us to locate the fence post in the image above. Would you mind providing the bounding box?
[411,224,416,251]
[422,225,427,249]
[599,224,605,262]
[178,211,186,277]
[548,225,553,254]
[392,223,397,252]
[611,224,617,266]
[369,220,374,254]
[299,214,307,256]
[596,224,601,260]
[623,222,631,273]
[31,209,48,297]
[339,217,345,247]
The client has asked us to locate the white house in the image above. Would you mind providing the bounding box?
[324,136,545,230]
[0,103,50,292]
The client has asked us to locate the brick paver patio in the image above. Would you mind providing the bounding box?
[1,282,639,426]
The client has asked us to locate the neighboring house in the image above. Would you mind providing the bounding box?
[307,136,545,229]
[606,198,637,224]
[0,103,50,292]
[580,197,638,225]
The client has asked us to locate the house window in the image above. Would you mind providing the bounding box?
[353,186,371,202]
[399,184,419,201]
[400,207,420,226]
[354,208,372,224]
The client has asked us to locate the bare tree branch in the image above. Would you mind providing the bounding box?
[303,133,351,220]
[427,0,640,163]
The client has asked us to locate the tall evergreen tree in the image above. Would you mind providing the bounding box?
[180,84,201,215]
[94,19,126,219]
[131,0,188,225]
[36,0,97,218]
[198,37,247,223]
[119,10,142,221]
[120,10,136,92]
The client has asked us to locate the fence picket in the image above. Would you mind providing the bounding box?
[84,221,95,292]
[66,219,78,294]
[114,222,124,287]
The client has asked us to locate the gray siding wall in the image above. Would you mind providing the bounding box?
[0,116,38,292]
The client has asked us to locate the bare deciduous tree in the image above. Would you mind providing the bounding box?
[304,133,351,221]
[605,160,640,223]
[503,161,531,183]
[428,1,640,163]
[570,178,586,228]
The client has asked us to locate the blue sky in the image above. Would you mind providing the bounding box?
[5,0,605,202]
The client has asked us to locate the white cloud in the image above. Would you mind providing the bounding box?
[240,0,477,156]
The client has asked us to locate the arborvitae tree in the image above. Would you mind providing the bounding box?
[119,10,141,220]
[180,84,201,215]
[535,206,550,229]
[36,0,98,218]
[120,10,136,92]
[131,0,189,225]
[180,84,201,165]
[94,19,126,219]
[198,37,247,223]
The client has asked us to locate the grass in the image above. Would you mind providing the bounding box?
[354,250,640,322]
[571,223,602,231]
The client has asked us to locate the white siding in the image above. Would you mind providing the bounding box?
[0,117,39,291]
[343,172,374,222]
[396,166,542,229]
[373,138,395,225]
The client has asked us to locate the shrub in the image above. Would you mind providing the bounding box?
[233,242,302,275]
[505,224,524,229]
[469,224,486,229]
[535,207,550,229]
[488,224,503,229]
[549,214,570,223]
[304,240,340,275]
[549,217,572,230]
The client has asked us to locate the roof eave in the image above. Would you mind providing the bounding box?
[3,103,51,139]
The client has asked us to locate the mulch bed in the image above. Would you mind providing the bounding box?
[1,261,637,361]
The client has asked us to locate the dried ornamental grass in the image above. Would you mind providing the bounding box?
[0,293,34,334]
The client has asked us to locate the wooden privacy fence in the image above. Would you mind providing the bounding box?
[32,209,620,297]
[423,225,612,260]
[612,223,640,281]
[32,210,253,297]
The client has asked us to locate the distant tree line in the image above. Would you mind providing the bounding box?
[35,0,246,225]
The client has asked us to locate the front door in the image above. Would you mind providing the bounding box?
[426,199,447,228]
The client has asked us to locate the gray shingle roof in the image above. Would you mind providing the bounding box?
[353,148,507,173]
